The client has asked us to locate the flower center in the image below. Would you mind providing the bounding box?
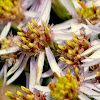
[58,30,90,68]
[17,19,53,54]
[76,1,100,25]
[5,86,46,100]
[49,68,81,100]
[0,0,24,23]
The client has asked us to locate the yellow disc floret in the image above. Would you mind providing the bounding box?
[77,1,100,25]
[49,69,81,100]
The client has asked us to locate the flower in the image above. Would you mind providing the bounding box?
[34,67,100,100]
[5,86,46,100]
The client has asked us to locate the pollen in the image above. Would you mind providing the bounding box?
[17,19,53,54]
[49,69,81,100]
[5,86,46,100]
[58,31,91,68]
[77,1,100,25]
[0,0,24,23]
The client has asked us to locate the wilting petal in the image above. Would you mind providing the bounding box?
[1,62,8,94]
[6,55,29,85]
[0,22,12,40]
[34,85,50,92]
[8,57,14,67]
[29,57,37,91]
[78,93,90,100]
[36,52,45,85]
[81,44,100,56]
[45,47,63,77]
[0,46,20,55]
[80,86,100,99]
[7,53,25,77]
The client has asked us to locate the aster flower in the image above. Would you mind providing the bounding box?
[0,18,64,94]
[34,66,100,100]
[5,86,46,100]
[0,0,49,40]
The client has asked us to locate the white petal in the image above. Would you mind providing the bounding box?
[0,46,20,55]
[45,47,63,77]
[80,86,100,99]
[84,83,100,93]
[81,58,100,67]
[29,57,37,91]
[36,0,51,25]
[52,19,77,31]
[78,93,90,100]
[1,62,8,94]
[0,65,4,79]
[34,85,50,92]
[84,67,100,80]
[7,53,25,77]
[81,44,100,56]
[36,52,45,85]
[6,55,29,85]
[60,0,77,17]
[91,40,100,46]
[24,11,37,18]
[0,22,12,40]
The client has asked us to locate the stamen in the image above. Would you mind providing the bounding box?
[77,1,87,9]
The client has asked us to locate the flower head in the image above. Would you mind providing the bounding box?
[5,86,46,100]
[17,19,53,55]
[58,30,91,68]
[0,0,24,23]
[76,0,100,25]
[49,68,81,100]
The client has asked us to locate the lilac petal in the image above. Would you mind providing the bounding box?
[1,62,8,94]
[81,58,100,67]
[78,93,90,100]
[81,44,100,56]
[7,53,25,77]
[24,11,37,18]
[8,58,14,67]
[6,55,29,85]
[84,83,100,93]
[0,22,12,40]
[42,61,65,78]
[52,19,77,30]
[45,47,63,77]
[29,57,37,91]
[34,85,50,92]
[42,70,53,78]
[36,52,44,85]
[36,0,51,25]
[80,86,100,99]
[0,46,20,55]
[84,67,89,75]
[84,67,100,81]
[60,0,77,17]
